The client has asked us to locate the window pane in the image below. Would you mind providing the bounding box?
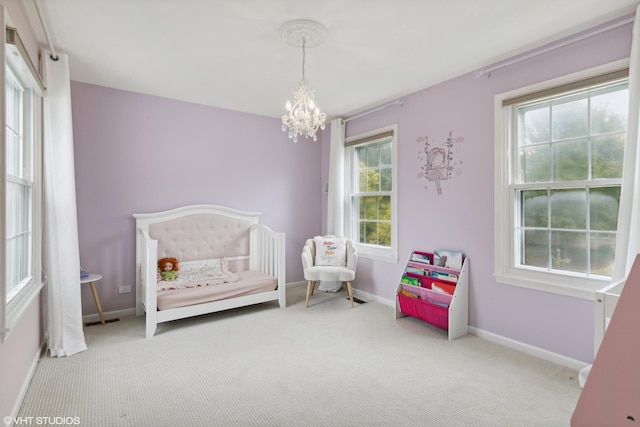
[591,84,628,135]
[522,229,548,268]
[358,222,366,244]
[590,233,616,276]
[592,134,624,179]
[359,169,367,192]
[552,96,588,140]
[364,196,377,220]
[6,131,20,176]
[521,190,548,227]
[590,187,620,231]
[522,103,550,144]
[380,167,392,191]
[6,79,22,179]
[378,196,391,221]
[366,168,380,192]
[551,231,586,273]
[550,189,586,229]
[6,78,20,129]
[364,222,377,244]
[378,222,391,247]
[6,181,30,300]
[380,142,391,165]
[553,139,588,181]
[521,144,550,183]
[354,195,392,248]
[366,145,380,168]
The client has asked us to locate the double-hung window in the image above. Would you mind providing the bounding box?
[495,62,628,298]
[1,24,44,342]
[345,125,398,263]
[6,68,31,303]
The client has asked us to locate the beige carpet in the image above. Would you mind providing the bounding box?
[18,285,581,426]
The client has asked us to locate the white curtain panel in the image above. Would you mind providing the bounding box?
[612,4,640,283]
[319,118,346,292]
[327,117,345,236]
[44,52,87,357]
[580,6,640,387]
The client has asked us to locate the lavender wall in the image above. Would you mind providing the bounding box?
[71,83,323,315]
[320,20,632,363]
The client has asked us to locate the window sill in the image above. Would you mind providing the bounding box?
[356,244,398,264]
[494,269,608,300]
[2,280,44,343]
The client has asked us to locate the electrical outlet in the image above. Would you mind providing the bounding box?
[118,285,132,294]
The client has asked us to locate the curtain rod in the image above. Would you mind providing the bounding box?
[34,0,58,60]
[474,14,635,78]
[344,98,404,122]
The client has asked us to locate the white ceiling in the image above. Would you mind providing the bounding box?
[30,0,639,119]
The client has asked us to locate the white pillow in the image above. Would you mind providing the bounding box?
[179,258,227,276]
[157,258,239,291]
[314,236,347,266]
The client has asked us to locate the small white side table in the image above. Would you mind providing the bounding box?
[81,273,105,325]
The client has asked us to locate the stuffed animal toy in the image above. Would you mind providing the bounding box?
[158,257,179,281]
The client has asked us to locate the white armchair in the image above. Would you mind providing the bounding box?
[301,235,357,308]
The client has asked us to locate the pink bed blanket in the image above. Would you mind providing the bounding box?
[157,270,277,311]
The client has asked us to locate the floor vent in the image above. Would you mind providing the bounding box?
[348,297,367,304]
[85,318,120,327]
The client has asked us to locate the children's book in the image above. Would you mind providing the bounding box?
[432,271,458,283]
[410,251,433,265]
[406,263,431,276]
[401,275,421,286]
[433,249,463,270]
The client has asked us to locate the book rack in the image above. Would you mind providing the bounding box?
[395,250,469,340]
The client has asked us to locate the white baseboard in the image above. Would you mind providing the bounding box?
[353,288,395,307]
[351,287,587,372]
[468,326,588,371]
[294,282,396,307]
[82,308,136,324]
[286,280,306,287]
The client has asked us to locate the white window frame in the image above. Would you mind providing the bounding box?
[1,18,44,343]
[345,124,398,263]
[494,59,629,300]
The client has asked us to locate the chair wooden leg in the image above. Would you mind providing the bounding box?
[305,280,315,308]
[310,281,317,296]
[345,281,354,308]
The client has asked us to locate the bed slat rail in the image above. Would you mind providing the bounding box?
[250,223,285,292]
[139,230,159,338]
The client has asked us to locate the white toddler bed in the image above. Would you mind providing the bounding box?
[134,204,286,338]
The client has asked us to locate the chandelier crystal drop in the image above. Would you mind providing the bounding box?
[280,20,327,143]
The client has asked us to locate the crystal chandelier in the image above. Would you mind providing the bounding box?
[280,20,327,143]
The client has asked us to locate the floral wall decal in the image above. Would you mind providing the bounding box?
[416,131,464,195]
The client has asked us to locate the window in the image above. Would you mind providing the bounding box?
[345,125,398,263]
[6,68,32,302]
[1,25,44,342]
[495,62,629,298]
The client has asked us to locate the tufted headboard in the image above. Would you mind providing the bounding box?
[134,205,261,272]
